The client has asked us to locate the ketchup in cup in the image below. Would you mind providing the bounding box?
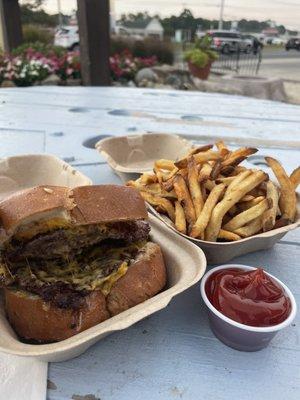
[205,267,292,327]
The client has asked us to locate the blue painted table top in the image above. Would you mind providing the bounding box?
[0,87,299,400]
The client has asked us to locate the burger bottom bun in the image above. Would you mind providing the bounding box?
[5,242,166,343]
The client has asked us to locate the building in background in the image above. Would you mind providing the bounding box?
[116,17,164,40]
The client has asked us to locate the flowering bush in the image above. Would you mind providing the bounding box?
[110,50,157,81]
[0,54,54,86]
[0,45,158,87]
[55,52,81,81]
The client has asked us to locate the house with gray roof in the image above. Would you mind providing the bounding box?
[116,17,164,40]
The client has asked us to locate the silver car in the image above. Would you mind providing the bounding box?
[208,30,252,54]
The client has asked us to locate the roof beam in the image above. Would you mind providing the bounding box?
[77,0,111,86]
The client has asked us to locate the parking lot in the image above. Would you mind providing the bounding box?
[260,48,300,81]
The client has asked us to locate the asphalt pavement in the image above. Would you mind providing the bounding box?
[259,47,300,81]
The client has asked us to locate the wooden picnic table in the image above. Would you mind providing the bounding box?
[0,87,299,400]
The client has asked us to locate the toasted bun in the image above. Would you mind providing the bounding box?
[5,242,166,343]
[0,185,148,236]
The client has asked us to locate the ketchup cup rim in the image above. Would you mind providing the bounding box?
[200,264,297,333]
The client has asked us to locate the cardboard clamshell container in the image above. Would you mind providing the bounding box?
[0,213,206,362]
[95,133,192,181]
[95,133,300,264]
[0,154,92,200]
[149,204,300,264]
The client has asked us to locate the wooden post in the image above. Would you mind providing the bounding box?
[0,0,23,52]
[77,0,111,86]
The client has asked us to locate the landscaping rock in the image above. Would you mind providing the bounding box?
[135,68,158,85]
[1,80,16,88]
[41,74,61,86]
[221,75,287,101]
[165,74,182,89]
[127,80,136,88]
[66,78,81,86]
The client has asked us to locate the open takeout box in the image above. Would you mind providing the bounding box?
[148,201,300,264]
[0,154,92,199]
[95,133,192,181]
[95,133,300,264]
[0,213,206,362]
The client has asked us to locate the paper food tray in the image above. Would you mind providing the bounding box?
[95,133,192,182]
[0,214,206,362]
[0,154,91,200]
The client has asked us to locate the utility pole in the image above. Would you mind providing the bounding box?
[57,0,63,27]
[218,0,225,30]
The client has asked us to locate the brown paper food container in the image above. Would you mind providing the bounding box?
[95,133,300,264]
[0,154,92,200]
[148,202,300,264]
[0,213,206,362]
[95,133,192,181]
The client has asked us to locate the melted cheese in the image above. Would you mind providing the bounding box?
[15,219,70,240]
[100,262,128,296]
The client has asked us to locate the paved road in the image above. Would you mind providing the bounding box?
[260,48,300,80]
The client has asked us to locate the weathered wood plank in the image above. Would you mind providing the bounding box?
[77,0,110,86]
[0,0,23,52]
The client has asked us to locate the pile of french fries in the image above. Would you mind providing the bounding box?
[127,141,299,242]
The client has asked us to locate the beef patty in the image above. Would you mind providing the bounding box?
[6,220,150,262]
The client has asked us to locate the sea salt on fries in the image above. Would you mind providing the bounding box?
[127,141,299,242]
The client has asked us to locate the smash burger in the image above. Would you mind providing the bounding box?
[0,185,167,343]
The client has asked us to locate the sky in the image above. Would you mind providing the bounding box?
[41,0,300,31]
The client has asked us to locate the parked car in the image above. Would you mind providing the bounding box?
[208,30,252,54]
[242,34,264,54]
[286,37,300,51]
[54,26,79,50]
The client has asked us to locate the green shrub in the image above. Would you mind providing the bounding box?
[184,34,218,68]
[110,36,174,64]
[184,49,209,68]
[12,42,66,57]
[22,24,53,44]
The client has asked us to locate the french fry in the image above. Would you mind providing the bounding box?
[216,140,230,158]
[187,157,204,218]
[290,166,300,189]
[234,216,263,237]
[218,229,241,241]
[173,175,196,227]
[188,144,214,156]
[265,157,296,222]
[175,201,187,234]
[238,196,265,211]
[193,151,221,165]
[227,170,252,191]
[223,198,270,231]
[154,159,175,171]
[222,147,258,168]
[228,204,239,216]
[239,194,255,202]
[262,181,279,232]
[190,184,225,238]
[127,141,297,244]
[203,180,216,191]
[216,176,235,186]
[140,191,175,222]
[210,160,222,180]
[205,170,267,241]
[139,173,158,184]
[144,183,177,199]
[199,163,213,181]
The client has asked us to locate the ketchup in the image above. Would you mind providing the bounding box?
[205,268,291,327]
